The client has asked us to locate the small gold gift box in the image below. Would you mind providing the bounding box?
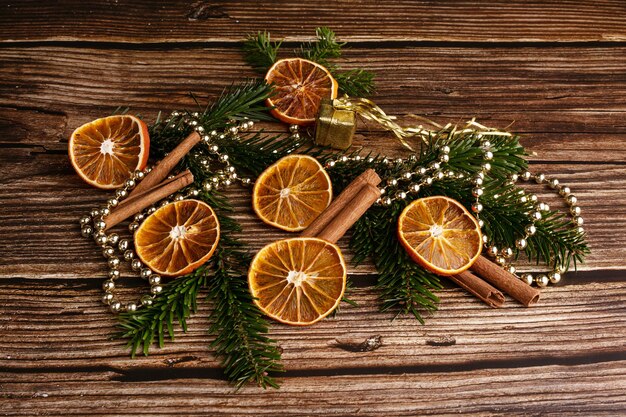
[314,99,356,150]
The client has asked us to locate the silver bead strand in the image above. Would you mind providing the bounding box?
[505,169,585,287]
[80,166,159,313]
[192,118,256,189]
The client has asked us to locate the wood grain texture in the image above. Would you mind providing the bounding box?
[1,280,624,370]
[1,280,625,415]
[3,46,626,119]
[2,2,626,414]
[1,0,626,43]
[2,362,625,416]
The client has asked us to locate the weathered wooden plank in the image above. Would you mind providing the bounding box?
[0,281,624,372]
[2,46,626,118]
[1,361,626,416]
[0,101,624,276]
[1,0,626,43]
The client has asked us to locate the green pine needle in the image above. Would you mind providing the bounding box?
[116,267,208,357]
[205,195,283,389]
[242,31,282,74]
[334,69,376,97]
[299,27,343,68]
[241,27,376,97]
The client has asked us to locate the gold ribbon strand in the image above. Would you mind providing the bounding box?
[333,96,512,151]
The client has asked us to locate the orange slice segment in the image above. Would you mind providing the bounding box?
[248,237,347,326]
[253,154,332,232]
[397,196,482,276]
[69,115,149,189]
[134,199,220,277]
[265,58,338,125]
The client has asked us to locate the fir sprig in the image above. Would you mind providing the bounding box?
[242,27,376,97]
[202,80,275,126]
[206,194,283,389]
[117,267,209,357]
[334,69,377,97]
[325,126,587,317]
[242,31,282,73]
[116,81,290,388]
[353,203,443,321]
[299,27,344,67]
[149,80,274,156]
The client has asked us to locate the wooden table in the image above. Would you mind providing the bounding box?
[1,1,625,415]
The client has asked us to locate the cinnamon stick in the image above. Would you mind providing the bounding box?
[450,270,505,308]
[115,171,190,211]
[301,169,381,238]
[129,131,201,198]
[315,183,381,244]
[469,256,541,307]
[104,170,194,231]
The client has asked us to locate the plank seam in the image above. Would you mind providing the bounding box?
[2,350,623,382]
[3,40,626,51]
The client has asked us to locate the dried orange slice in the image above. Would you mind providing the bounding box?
[69,115,149,189]
[249,237,346,325]
[265,58,338,125]
[397,196,482,276]
[253,155,332,232]
[134,199,220,277]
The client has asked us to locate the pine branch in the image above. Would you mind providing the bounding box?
[242,31,282,74]
[298,27,376,97]
[334,69,376,97]
[203,80,275,125]
[217,131,305,178]
[531,212,588,271]
[299,27,343,68]
[325,125,588,317]
[352,204,442,321]
[116,187,283,388]
[323,154,442,320]
[241,27,377,97]
[149,80,274,158]
[116,83,292,387]
[206,197,283,389]
[116,267,208,357]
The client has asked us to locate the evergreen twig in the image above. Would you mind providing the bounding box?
[241,27,376,97]
[334,69,376,97]
[116,81,291,388]
[242,31,282,74]
[206,193,283,389]
[325,127,588,317]
[116,267,208,357]
[299,27,344,68]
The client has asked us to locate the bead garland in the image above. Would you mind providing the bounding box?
[323,134,585,287]
[80,113,301,314]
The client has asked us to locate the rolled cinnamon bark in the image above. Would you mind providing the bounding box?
[115,171,189,210]
[470,255,540,307]
[129,131,201,197]
[301,169,381,238]
[450,270,505,308]
[104,170,194,230]
[315,183,381,244]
